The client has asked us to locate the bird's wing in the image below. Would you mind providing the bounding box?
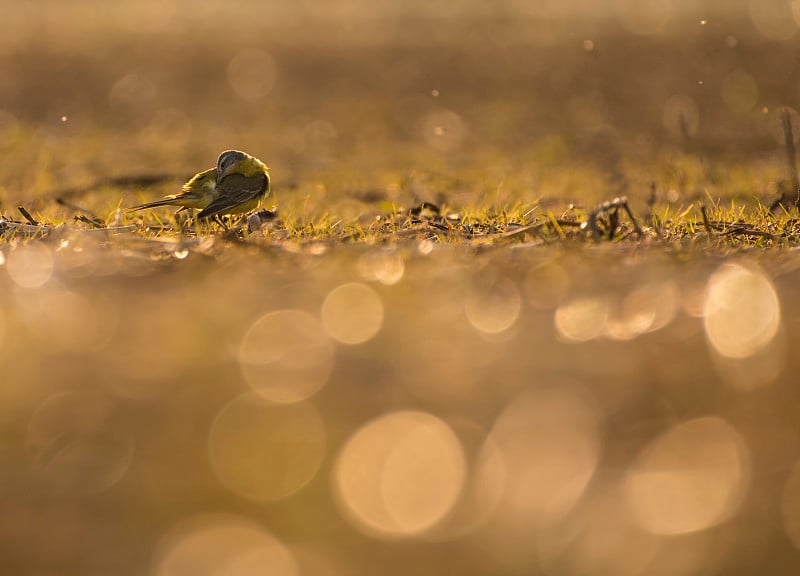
[181,167,216,193]
[130,167,218,211]
[198,173,269,219]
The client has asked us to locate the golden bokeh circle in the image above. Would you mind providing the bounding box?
[332,410,467,538]
[624,416,749,535]
[239,309,335,403]
[209,392,326,502]
[321,283,384,345]
[26,390,134,494]
[6,243,54,288]
[155,514,298,576]
[704,263,780,359]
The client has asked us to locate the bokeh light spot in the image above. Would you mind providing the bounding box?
[109,73,157,106]
[357,250,405,285]
[750,0,798,40]
[524,261,570,309]
[704,263,780,359]
[26,390,134,495]
[605,281,680,340]
[321,283,384,345]
[537,479,661,576]
[155,514,298,576]
[464,276,521,336]
[6,243,54,288]
[555,296,609,342]
[487,388,600,526]
[624,417,749,535]
[421,109,468,152]
[427,432,507,540]
[333,411,466,538]
[614,0,674,35]
[721,70,759,115]
[209,393,326,502]
[239,309,334,403]
[227,48,277,102]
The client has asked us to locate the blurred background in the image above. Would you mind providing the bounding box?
[2,0,800,213]
[4,2,800,575]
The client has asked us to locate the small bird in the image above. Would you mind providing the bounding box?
[129,167,218,213]
[197,150,270,224]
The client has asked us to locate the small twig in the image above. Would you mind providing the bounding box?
[499,223,546,239]
[608,207,620,240]
[0,219,55,235]
[74,214,106,228]
[585,196,643,239]
[646,182,657,211]
[79,225,138,234]
[621,201,644,237]
[699,204,714,241]
[720,227,776,240]
[18,206,38,225]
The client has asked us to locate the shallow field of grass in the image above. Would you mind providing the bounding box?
[6,6,800,575]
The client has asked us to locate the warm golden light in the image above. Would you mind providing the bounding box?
[208,393,326,502]
[227,48,277,102]
[321,282,384,345]
[239,309,334,403]
[6,243,54,288]
[421,109,468,152]
[4,5,800,574]
[605,280,680,340]
[155,514,298,576]
[555,296,608,342]
[357,249,405,285]
[426,431,506,540]
[624,417,749,535]
[488,387,600,526]
[464,276,521,336]
[704,263,780,359]
[332,410,466,538]
[537,479,660,576]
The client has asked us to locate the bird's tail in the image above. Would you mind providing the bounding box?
[128,198,177,211]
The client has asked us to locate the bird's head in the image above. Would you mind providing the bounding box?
[216,150,249,183]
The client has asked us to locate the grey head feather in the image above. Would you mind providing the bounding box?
[216,150,249,182]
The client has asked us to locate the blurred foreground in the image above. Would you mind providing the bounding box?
[2,238,800,575]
